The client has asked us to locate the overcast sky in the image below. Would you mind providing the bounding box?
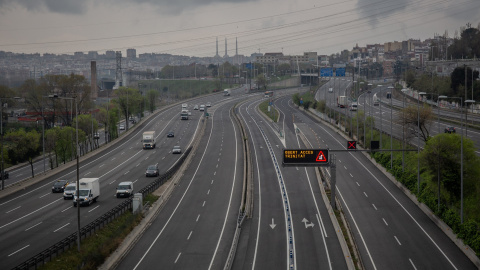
[0,0,479,57]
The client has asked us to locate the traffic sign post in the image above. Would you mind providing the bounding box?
[347,141,357,150]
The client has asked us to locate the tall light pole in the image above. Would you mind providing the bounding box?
[1,97,20,190]
[389,86,394,169]
[439,96,474,224]
[417,91,426,194]
[401,89,408,172]
[368,83,373,142]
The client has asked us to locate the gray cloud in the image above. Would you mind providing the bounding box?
[355,0,409,26]
[0,0,88,14]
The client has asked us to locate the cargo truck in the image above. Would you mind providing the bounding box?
[142,131,156,149]
[73,178,100,207]
[223,89,231,96]
[181,110,189,120]
[337,96,347,108]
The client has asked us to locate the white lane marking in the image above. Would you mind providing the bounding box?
[39,193,49,198]
[124,171,129,175]
[344,166,347,170]
[383,218,388,226]
[136,163,140,167]
[88,206,99,213]
[356,182,360,186]
[174,252,181,264]
[203,201,206,207]
[187,231,193,240]
[112,157,116,161]
[364,192,368,198]
[99,164,105,168]
[207,189,210,195]
[53,223,70,232]
[109,180,116,185]
[84,172,91,176]
[350,173,353,178]
[25,222,42,231]
[196,214,200,222]
[394,236,402,245]
[8,245,30,257]
[218,158,220,162]
[372,204,377,210]
[6,206,21,213]
[62,206,72,212]
[216,164,218,168]
[162,157,165,160]
[211,180,214,185]
[409,259,417,270]
[121,152,125,155]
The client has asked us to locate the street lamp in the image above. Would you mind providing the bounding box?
[417,91,426,194]
[438,96,475,223]
[387,86,394,169]
[1,97,20,190]
[401,89,408,172]
[368,83,373,142]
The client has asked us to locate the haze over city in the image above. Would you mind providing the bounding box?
[1,0,479,57]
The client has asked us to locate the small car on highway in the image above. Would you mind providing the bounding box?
[172,146,182,154]
[167,131,174,137]
[116,181,134,198]
[145,164,159,177]
[194,105,199,110]
[444,126,456,133]
[52,179,69,193]
[119,124,125,130]
[63,183,76,199]
[206,102,211,107]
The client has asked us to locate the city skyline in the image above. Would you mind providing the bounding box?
[0,0,479,57]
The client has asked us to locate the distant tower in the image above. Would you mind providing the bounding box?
[114,51,122,89]
[91,61,97,99]
[215,37,220,58]
[224,37,229,58]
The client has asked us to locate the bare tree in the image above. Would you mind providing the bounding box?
[398,104,434,142]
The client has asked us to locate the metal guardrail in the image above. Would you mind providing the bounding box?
[12,146,192,270]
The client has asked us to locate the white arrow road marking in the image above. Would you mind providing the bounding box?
[270,218,276,229]
[302,218,315,228]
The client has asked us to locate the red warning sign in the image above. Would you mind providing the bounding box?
[316,151,327,162]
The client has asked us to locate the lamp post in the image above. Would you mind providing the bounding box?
[401,89,408,172]
[438,96,474,223]
[1,97,20,190]
[417,91,426,194]
[368,83,373,142]
[387,86,394,169]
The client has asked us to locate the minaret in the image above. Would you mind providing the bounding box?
[224,37,229,58]
[215,37,220,58]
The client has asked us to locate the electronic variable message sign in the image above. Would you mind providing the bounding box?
[283,149,329,166]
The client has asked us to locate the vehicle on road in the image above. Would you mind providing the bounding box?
[181,109,189,120]
[182,103,188,109]
[194,105,199,110]
[63,183,76,199]
[172,146,182,154]
[0,170,8,180]
[93,132,100,139]
[445,126,456,133]
[206,102,211,107]
[142,131,156,149]
[119,124,125,130]
[349,103,358,111]
[116,182,133,198]
[74,178,100,207]
[146,164,159,177]
[199,105,205,111]
[167,131,174,137]
[373,93,379,106]
[224,89,231,96]
[337,96,347,108]
[52,179,69,193]
[328,88,333,93]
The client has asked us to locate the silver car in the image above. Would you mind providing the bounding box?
[172,146,181,154]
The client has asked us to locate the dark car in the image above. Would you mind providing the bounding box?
[0,170,8,180]
[167,131,174,137]
[52,179,69,193]
[145,164,159,177]
[444,127,456,133]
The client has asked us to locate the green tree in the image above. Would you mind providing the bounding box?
[113,87,142,130]
[5,129,40,177]
[146,89,158,113]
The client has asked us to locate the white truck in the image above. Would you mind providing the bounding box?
[223,89,231,96]
[373,93,379,106]
[181,110,189,120]
[73,178,100,207]
[337,96,347,108]
[142,131,156,149]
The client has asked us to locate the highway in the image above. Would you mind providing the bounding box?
[0,96,214,269]
[296,86,477,269]
[116,92,244,269]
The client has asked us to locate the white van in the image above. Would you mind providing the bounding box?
[63,183,76,200]
[116,181,133,198]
